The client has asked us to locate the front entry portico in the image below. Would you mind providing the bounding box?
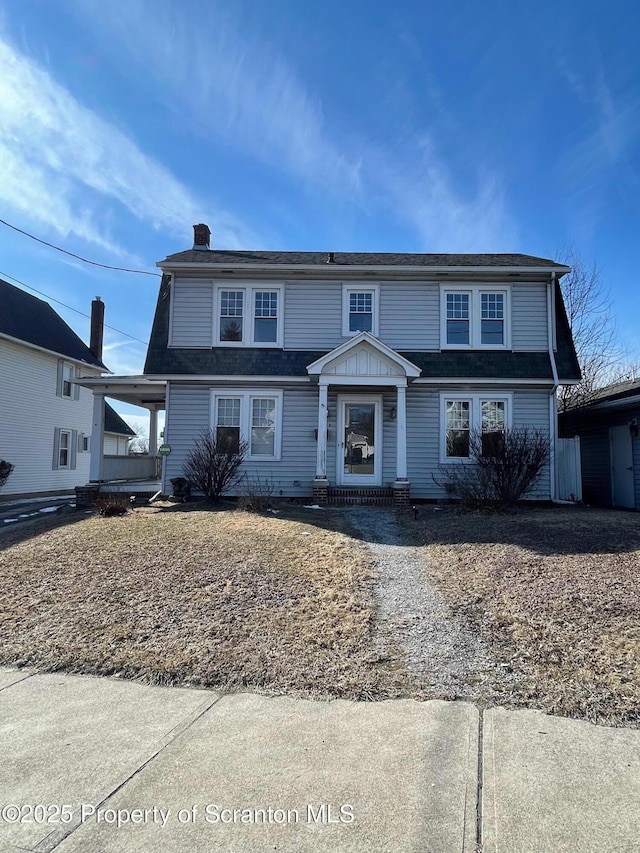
[306,332,420,504]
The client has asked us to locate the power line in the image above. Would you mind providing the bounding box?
[0,269,149,347]
[0,218,161,277]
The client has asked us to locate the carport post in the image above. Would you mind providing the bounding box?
[89,393,105,481]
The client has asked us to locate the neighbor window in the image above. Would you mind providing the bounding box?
[441,394,511,461]
[441,287,509,348]
[212,391,283,460]
[59,430,70,467]
[342,285,379,336]
[56,361,77,398]
[216,286,282,346]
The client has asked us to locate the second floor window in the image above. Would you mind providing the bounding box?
[342,284,380,337]
[217,287,282,346]
[441,287,510,349]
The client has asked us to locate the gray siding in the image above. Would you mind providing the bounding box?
[284,282,343,350]
[379,282,439,350]
[170,277,213,347]
[511,282,548,351]
[164,383,317,498]
[635,433,640,510]
[512,389,552,498]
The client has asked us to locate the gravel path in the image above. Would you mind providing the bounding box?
[346,507,512,702]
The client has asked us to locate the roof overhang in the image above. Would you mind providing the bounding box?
[158,262,571,278]
[76,375,166,407]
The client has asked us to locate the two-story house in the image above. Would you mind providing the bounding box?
[0,279,108,499]
[117,224,578,506]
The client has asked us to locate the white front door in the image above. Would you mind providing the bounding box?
[337,395,382,486]
[610,425,635,508]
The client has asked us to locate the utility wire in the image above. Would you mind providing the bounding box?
[0,269,149,347]
[0,217,162,277]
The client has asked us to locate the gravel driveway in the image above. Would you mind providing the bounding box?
[346,507,514,702]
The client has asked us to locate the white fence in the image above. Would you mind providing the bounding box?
[556,437,582,502]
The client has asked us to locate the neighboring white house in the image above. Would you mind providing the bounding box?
[0,279,108,499]
[79,224,582,506]
[103,402,136,455]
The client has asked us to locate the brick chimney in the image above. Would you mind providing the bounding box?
[193,223,211,250]
[90,296,104,361]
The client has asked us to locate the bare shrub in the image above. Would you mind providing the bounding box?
[435,427,550,509]
[0,460,13,493]
[183,430,248,503]
[97,500,129,517]
[240,475,276,513]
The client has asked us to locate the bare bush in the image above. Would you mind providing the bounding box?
[0,460,14,493]
[183,430,248,503]
[240,475,277,513]
[435,427,550,509]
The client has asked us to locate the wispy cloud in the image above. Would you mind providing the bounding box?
[72,0,363,199]
[0,33,252,251]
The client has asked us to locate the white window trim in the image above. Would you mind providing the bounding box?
[214,284,284,348]
[342,284,380,338]
[57,360,80,399]
[439,392,513,463]
[58,429,72,468]
[440,285,511,350]
[211,389,283,461]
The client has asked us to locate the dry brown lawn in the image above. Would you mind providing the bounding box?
[0,505,410,699]
[402,506,640,726]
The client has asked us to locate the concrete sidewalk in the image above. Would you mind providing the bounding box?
[0,668,638,852]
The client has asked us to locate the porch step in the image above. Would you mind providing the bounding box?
[327,487,395,506]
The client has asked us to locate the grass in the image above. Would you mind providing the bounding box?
[0,504,410,700]
[402,506,640,726]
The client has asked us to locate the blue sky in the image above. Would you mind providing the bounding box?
[1,0,639,430]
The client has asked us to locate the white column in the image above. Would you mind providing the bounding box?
[89,393,105,482]
[149,407,159,456]
[315,382,329,479]
[396,383,408,480]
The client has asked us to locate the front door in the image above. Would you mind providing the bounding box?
[337,396,382,486]
[610,425,635,508]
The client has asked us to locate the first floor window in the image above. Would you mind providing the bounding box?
[212,391,282,460]
[445,401,470,457]
[251,398,276,456]
[442,395,511,461]
[216,397,241,452]
[481,400,506,456]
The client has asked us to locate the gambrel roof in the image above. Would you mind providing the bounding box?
[0,278,106,369]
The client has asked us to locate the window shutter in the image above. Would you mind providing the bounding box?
[56,361,64,397]
[70,430,78,470]
[52,428,61,469]
[77,432,85,453]
[73,367,80,400]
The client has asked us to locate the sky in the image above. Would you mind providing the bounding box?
[1,0,639,434]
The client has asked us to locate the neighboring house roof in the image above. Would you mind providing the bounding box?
[144,274,581,383]
[0,278,107,369]
[104,401,136,436]
[160,249,568,269]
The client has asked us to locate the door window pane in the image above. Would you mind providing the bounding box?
[344,403,375,476]
[251,398,276,456]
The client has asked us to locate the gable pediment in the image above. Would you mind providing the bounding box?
[306,332,421,378]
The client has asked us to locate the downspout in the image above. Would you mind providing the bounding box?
[547,273,560,501]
